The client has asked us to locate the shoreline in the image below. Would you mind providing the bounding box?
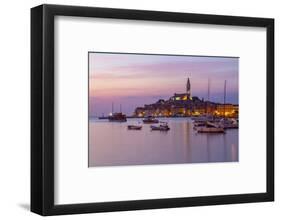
[91,115,238,120]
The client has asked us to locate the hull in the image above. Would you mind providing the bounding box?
[197,127,225,133]
[128,125,142,130]
[143,119,159,124]
[150,125,170,131]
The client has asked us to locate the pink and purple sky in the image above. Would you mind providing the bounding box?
[89,52,239,117]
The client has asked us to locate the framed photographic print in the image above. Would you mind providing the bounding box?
[31,4,274,216]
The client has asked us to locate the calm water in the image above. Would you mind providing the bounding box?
[89,118,238,167]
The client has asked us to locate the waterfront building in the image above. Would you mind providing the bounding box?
[215,104,239,117]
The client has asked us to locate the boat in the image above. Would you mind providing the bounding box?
[108,112,127,122]
[193,116,221,130]
[219,118,238,129]
[196,121,225,133]
[143,116,159,124]
[197,127,225,133]
[107,102,127,122]
[127,124,142,130]
[150,122,170,131]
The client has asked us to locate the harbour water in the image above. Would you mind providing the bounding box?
[89,118,238,167]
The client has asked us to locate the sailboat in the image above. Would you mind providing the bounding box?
[108,103,127,122]
[219,118,238,129]
[195,80,226,134]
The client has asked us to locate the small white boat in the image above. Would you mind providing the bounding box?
[127,125,142,130]
[151,122,170,131]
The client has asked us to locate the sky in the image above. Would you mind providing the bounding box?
[89,52,239,116]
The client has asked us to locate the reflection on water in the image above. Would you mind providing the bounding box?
[89,118,238,167]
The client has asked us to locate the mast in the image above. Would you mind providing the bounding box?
[208,78,210,101]
[112,102,114,114]
[224,80,227,118]
[186,77,191,98]
[206,78,210,114]
[120,104,122,113]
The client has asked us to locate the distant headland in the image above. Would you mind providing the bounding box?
[133,77,238,118]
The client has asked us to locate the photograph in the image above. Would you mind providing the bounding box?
[88,52,239,167]
[29,3,274,216]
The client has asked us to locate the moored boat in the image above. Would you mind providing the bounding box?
[196,127,225,133]
[143,116,159,124]
[127,125,142,130]
[219,118,238,129]
[108,112,127,122]
[150,122,170,131]
[196,121,225,133]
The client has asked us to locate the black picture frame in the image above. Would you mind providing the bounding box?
[31,4,274,216]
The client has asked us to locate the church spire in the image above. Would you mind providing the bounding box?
[186,77,191,98]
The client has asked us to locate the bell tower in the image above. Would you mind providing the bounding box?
[186,77,191,98]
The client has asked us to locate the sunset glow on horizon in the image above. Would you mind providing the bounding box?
[89,52,239,116]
